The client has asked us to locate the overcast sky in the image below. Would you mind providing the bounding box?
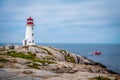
[0,0,120,43]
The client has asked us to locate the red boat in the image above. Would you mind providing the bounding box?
[92,51,102,55]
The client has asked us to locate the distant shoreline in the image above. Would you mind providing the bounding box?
[0,43,120,46]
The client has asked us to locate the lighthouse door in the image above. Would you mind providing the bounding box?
[24,40,27,46]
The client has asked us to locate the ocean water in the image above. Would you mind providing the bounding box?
[0,43,120,74]
[40,43,120,74]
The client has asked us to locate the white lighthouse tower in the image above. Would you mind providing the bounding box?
[23,17,35,46]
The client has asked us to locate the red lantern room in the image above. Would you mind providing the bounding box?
[27,17,34,25]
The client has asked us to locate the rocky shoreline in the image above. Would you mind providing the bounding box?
[0,45,119,80]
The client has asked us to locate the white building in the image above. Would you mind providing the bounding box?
[23,17,35,46]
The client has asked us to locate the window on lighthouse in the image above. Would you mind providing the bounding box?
[32,33,34,36]
[32,40,34,43]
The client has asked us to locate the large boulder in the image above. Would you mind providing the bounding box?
[38,46,66,61]
[23,70,33,74]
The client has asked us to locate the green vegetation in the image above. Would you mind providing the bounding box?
[90,76,111,80]
[0,65,4,68]
[28,63,39,69]
[65,56,75,63]
[0,57,9,68]
[114,76,120,80]
[28,59,55,69]
[7,51,55,68]
[7,51,35,59]
[60,50,75,63]
[43,56,54,60]
[60,49,67,54]
[36,46,52,55]
[33,59,54,65]
[40,47,52,55]
[22,46,29,48]
[0,57,9,63]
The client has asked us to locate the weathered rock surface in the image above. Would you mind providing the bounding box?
[0,69,42,80]
[1,68,119,80]
[0,45,119,80]
[23,70,33,74]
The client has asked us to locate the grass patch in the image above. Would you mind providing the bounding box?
[33,59,55,65]
[7,51,55,66]
[7,51,35,60]
[65,55,75,63]
[0,57,9,63]
[60,50,67,54]
[0,65,4,68]
[28,63,39,69]
[28,59,55,69]
[60,50,76,63]
[90,76,111,80]
[42,48,51,55]
[38,47,52,55]
[43,56,54,60]
[22,46,29,48]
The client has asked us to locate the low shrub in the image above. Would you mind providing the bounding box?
[65,56,75,63]
[33,59,55,65]
[0,65,4,68]
[0,57,9,63]
[7,51,55,66]
[60,50,67,54]
[28,63,39,69]
[39,47,52,55]
[7,51,35,60]
[90,76,111,80]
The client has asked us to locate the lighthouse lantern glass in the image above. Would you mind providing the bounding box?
[27,17,34,25]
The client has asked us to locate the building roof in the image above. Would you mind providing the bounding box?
[27,17,33,20]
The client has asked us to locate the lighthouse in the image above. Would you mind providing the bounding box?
[23,17,35,46]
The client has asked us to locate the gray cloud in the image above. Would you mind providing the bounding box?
[0,0,120,43]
